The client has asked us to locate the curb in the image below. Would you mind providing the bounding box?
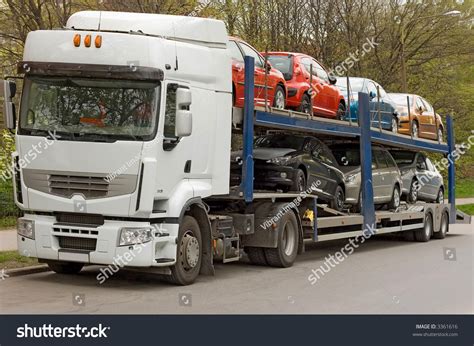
[5,264,50,277]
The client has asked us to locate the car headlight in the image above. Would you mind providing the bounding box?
[119,227,153,246]
[344,174,357,184]
[267,156,292,166]
[17,219,35,239]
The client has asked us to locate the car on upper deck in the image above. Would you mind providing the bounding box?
[263,52,346,119]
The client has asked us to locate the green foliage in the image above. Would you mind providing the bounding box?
[0,178,21,218]
[456,178,474,198]
[0,250,38,269]
[457,203,474,215]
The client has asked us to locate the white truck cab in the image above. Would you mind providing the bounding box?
[7,11,233,284]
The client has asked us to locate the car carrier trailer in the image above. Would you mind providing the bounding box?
[1,11,456,285]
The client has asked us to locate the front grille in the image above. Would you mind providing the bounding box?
[49,174,109,198]
[58,236,97,251]
[57,213,104,226]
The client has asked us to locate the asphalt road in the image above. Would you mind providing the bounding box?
[1,222,472,314]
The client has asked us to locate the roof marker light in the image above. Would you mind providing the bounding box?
[73,34,81,47]
[95,35,102,48]
[84,35,92,47]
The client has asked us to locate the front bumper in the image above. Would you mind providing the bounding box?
[17,214,179,267]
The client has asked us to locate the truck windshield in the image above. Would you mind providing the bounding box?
[20,77,160,141]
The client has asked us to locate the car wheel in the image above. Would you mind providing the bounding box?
[336,102,346,121]
[435,187,444,204]
[388,185,400,210]
[169,215,202,285]
[438,127,443,141]
[47,262,84,274]
[273,85,286,110]
[330,185,345,211]
[264,211,299,267]
[291,169,306,192]
[411,120,419,138]
[433,211,449,239]
[407,179,418,204]
[298,93,312,114]
[414,213,432,242]
[391,116,398,133]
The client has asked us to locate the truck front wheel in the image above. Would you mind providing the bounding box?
[47,262,84,274]
[169,215,202,285]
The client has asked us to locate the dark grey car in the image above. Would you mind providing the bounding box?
[230,134,346,210]
[330,144,403,211]
[389,150,444,204]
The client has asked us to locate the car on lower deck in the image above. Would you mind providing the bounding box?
[335,77,399,132]
[388,93,444,141]
[330,143,403,211]
[230,134,346,211]
[228,37,287,110]
[389,150,444,204]
[263,52,346,119]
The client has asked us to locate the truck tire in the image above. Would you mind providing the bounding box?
[264,211,299,268]
[414,213,433,242]
[47,262,84,274]
[169,215,202,285]
[246,247,268,265]
[433,210,449,239]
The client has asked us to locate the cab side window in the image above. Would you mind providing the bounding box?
[164,83,178,138]
[239,43,264,68]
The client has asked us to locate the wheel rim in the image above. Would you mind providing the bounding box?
[424,215,432,238]
[302,98,311,114]
[282,221,296,256]
[441,213,448,235]
[297,175,305,191]
[275,90,285,109]
[181,231,200,271]
[438,190,444,204]
[394,188,400,207]
[336,189,344,210]
[412,123,418,138]
[410,182,418,201]
[392,118,398,133]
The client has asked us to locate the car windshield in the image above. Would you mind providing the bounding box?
[335,78,365,92]
[389,94,413,107]
[331,148,360,167]
[20,76,160,141]
[255,135,305,150]
[266,55,292,80]
[389,151,416,165]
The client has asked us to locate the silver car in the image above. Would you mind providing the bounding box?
[330,144,403,211]
[389,150,444,204]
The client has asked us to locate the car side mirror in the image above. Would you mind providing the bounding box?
[265,61,272,72]
[1,80,17,129]
[175,88,192,137]
[417,106,424,113]
[369,91,376,100]
[328,75,337,85]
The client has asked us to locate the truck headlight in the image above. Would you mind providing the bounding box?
[344,174,357,184]
[17,219,35,239]
[267,156,291,166]
[119,227,153,246]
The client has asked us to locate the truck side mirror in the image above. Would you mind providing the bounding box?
[175,88,192,137]
[1,80,17,129]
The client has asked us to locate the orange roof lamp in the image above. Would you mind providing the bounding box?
[73,34,101,48]
[73,34,81,47]
[79,101,107,127]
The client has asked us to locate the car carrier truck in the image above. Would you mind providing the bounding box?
[1,11,457,285]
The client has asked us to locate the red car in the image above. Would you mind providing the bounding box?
[228,37,287,109]
[263,52,346,119]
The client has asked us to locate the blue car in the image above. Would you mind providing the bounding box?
[335,77,399,132]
